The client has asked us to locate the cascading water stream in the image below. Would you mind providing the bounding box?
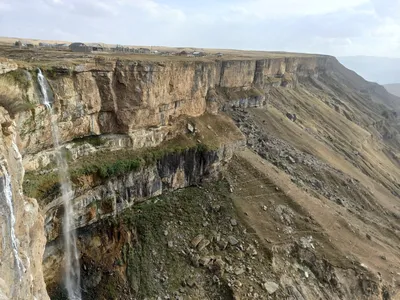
[0,164,23,283]
[37,69,52,110]
[37,69,82,299]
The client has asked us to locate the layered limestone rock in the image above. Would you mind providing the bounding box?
[7,55,334,159]
[0,55,333,172]
[43,141,240,240]
[0,107,48,300]
[19,107,245,289]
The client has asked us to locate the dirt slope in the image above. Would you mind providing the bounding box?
[220,59,400,298]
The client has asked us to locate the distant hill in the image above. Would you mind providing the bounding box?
[384,83,400,97]
[338,56,400,85]
[0,36,70,46]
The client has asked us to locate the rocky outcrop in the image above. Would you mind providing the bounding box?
[0,58,17,74]
[44,142,239,239]
[0,107,49,300]
[7,55,335,158]
[41,139,243,287]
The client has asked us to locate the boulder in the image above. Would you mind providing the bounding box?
[263,281,279,294]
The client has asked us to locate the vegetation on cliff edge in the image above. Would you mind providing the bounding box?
[23,136,213,202]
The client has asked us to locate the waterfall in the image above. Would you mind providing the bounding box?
[37,69,52,110]
[0,164,23,283]
[37,69,82,299]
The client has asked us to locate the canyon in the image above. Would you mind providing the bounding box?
[0,48,399,299]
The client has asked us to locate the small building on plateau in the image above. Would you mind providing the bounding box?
[177,50,188,56]
[138,48,151,54]
[69,42,104,53]
[69,42,90,52]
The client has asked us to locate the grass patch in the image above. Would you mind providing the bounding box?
[70,136,205,179]
[23,136,212,202]
[77,158,142,179]
[23,172,60,201]
[41,66,73,79]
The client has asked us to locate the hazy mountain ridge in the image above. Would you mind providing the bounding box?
[339,56,400,85]
[385,83,400,98]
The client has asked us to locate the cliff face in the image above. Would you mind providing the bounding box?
[41,142,242,289]
[0,107,48,300]
[14,56,331,156]
[1,52,399,299]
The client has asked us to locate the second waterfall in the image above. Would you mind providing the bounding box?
[37,69,82,300]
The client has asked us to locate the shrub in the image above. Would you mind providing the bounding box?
[98,159,141,178]
[23,172,60,204]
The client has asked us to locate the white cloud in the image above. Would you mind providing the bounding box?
[371,0,400,18]
[44,0,119,17]
[92,1,119,16]
[0,1,12,11]
[118,0,186,22]
[228,0,369,19]
[372,18,400,38]
[0,0,399,57]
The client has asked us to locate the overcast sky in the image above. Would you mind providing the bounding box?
[0,0,399,57]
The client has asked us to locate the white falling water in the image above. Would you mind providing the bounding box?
[37,69,52,110]
[37,69,82,299]
[0,164,24,283]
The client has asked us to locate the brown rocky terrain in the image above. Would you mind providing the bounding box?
[0,44,399,299]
